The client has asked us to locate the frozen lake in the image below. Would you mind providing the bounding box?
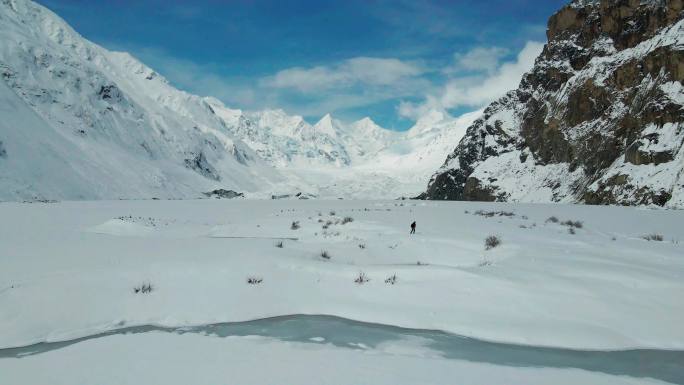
[2,315,682,384]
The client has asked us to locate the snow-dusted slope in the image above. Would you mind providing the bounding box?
[0,0,477,201]
[0,0,289,200]
[423,0,684,207]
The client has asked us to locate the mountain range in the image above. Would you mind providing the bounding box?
[0,0,477,201]
[1,0,682,207]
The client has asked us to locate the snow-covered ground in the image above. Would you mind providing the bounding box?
[1,199,682,350]
[0,199,684,384]
[2,328,676,385]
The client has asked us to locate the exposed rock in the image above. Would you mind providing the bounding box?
[423,0,684,207]
[184,152,220,181]
[203,189,244,199]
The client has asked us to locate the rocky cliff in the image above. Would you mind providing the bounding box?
[422,0,684,207]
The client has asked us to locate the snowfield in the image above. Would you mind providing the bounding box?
[1,199,683,384]
[0,331,674,385]
[1,199,682,350]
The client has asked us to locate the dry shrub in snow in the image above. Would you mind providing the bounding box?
[485,235,501,250]
[358,243,366,249]
[384,274,397,285]
[133,282,153,294]
[320,250,331,260]
[546,216,559,223]
[247,277,263,285]
[275,240,284,248]
[568,227,576,235]
[290,221,301,230]
[473,210,515,218]
[329,211,336,216]
[342,216,354,224]
[642,234,664,242]
[561,220,583,229]
[355,272,369,284]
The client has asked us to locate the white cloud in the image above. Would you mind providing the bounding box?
[261,57,425,92]
[451,47,509,74]
[399,41,544,120]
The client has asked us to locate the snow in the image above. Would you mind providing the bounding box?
[0,0,481,201]
[0,332,668,385]
[1,199,683,352]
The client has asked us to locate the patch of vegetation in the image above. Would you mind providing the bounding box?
[341,216,354,224]
[485,235,501,250]
[320,250,331,260]
[568,227,576,235]
[384,274,397,285]
[247,277,263,285]
[354,272,369,284]
[133,282,153,294]
[358,243,366,249]
[290,221,301,230]
[560,220,583,229]
[473,210,515,218]
[275,240,284,248]
[546,216,559,223]
[642,234,664,242]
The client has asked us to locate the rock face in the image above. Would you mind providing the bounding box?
[422,0,684,207]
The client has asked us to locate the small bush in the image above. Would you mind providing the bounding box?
[275,240,284,248]
[133,282,153,294]
[546,216,559,223]
[485,235,501,250]
[385,274,397,285]
[568,227,576,235]
[358,243,366,249]
[341,216,354,224]
[320,250,331,260]
[291,221,301,230]
[479,260,493,267]
[247,277,263,285]
[354,272,369,284]
[329,211,336,216]
[473,210,515,218]
[561,220,583,229]
[642,234,664,242]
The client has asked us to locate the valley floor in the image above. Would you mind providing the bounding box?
[1,199,683,384]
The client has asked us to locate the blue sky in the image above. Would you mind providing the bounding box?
[38,0,567,130]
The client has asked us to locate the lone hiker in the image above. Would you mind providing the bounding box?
[410,221,416,234]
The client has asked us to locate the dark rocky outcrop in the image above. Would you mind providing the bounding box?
[203,189,244,199]
[423,0,684,207]
[184,152,220,181]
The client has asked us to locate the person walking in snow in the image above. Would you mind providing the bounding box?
[410,221,416,234]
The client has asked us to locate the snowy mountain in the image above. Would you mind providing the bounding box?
[422,0,684,207]
[0,0,475,201]
[0,0,294,200]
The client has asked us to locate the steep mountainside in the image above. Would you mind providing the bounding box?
[422,0,684,207]
[0,0,289,200]
[0,0,476,200]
